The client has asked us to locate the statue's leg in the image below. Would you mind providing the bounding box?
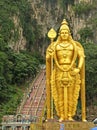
[64,86,68,120]
[72,84,80,116]
[71,74,81,117]
[55,69,64,121]
[57,85,64,121]
[68,84,74,121]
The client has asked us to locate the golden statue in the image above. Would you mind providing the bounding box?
[46,19,86,122]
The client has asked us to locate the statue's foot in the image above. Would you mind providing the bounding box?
[59,117,64,122]
[82,119,87,122]
[68,117,74,121]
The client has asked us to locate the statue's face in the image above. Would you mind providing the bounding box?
[60,29,69,41]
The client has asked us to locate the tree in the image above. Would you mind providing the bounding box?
[83,42,97,106]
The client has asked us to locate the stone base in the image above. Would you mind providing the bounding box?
[30,121,95,130]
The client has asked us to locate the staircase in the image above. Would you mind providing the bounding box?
[19,69,46,118]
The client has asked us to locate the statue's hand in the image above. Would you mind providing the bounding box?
[49,50,54,56]
[70,68,80,75]
[47,48,55,57]
[46,48,54,60]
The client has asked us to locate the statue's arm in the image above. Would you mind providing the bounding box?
[72,44,85,75]
[78,52,85,70]
[77,44,85,70]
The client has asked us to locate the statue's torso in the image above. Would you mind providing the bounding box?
[56,42,74,65]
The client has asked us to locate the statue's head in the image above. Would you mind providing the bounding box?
[59,19,70,33]
[59,19,71,41]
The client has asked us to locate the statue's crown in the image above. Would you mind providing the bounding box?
[59,19,70,32]
[61,19,68,26]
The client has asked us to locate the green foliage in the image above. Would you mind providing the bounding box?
[0,0,43,50]
[1,85,22,116]
[73,2,93,16]
[0,0,45,121]
[59,0,74,11]
[0,77,8,101]
[78,27,93,42]
[88,15,97,29]
[0,1,19,44]
[59,0,74,5]
[0,44,44,120]
[0,48,43,121]
[10,51,40,84]
[83,43,97,105]
[0,0,97,122]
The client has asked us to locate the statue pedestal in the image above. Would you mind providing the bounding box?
[44,121,95,130]
[30,121,95,130]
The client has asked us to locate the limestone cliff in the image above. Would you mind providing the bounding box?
[11,0,97,53]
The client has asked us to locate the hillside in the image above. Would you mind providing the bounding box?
[0,0,97,122]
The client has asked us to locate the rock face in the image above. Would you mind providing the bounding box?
[30,0,64,37]
[10,15,26,52]
[12,0,97,53]
[68,0,97,42]
[30,0,97,42]
[29,0,96,39]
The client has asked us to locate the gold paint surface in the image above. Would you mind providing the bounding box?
[46,19,86,121]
